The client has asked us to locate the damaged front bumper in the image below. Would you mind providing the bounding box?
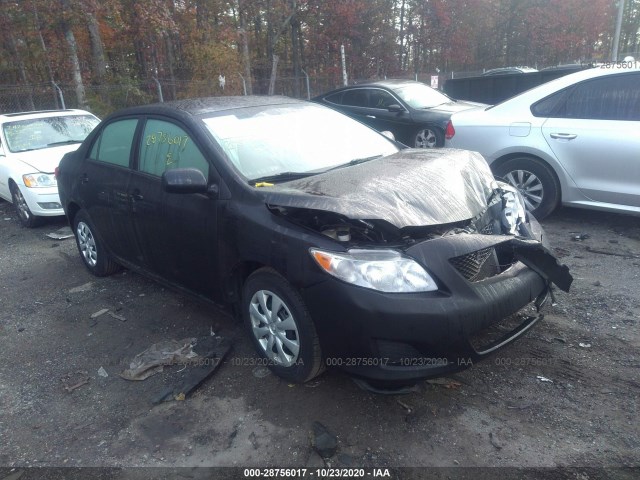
[301,218,572,384]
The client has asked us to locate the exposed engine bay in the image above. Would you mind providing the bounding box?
[268,182,530,248]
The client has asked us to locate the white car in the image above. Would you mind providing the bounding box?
[445,65,640,219]
[0,109,100,227]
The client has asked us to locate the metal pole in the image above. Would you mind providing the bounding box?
[611,0,625,61]
[52,82,66,109]
[152,76,164,103]
[239,74,247,95]
[301,68,310,100]
[341,44,348,86]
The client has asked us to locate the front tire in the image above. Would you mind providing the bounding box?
[493,156,560,220]
[413,126,443,148]
[73,209,120,276]
[242,268,324,383]
[10,183,41,228]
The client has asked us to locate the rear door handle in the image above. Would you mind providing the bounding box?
[550,133,577,140]
[365,115,376,119]
[131,190,144,201]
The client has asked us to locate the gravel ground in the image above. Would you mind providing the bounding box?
[0,198,638,479]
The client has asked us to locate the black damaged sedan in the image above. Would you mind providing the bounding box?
[57,96,572,388]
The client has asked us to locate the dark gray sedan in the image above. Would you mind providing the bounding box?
[313,80,484,148]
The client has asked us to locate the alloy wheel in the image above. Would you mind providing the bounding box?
[12,187,31,222]
[249,290,300,367]
[504,169,544,211]
[76,221,98,267]
[415,128,437,148]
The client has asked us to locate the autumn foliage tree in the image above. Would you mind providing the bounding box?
[0,0,636,114]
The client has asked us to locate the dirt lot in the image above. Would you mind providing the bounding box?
[0,198,639,478]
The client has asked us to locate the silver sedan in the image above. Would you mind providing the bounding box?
[445,64,640,219]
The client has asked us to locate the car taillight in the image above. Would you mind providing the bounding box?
[445,120,455,140]
[54,166,60,178]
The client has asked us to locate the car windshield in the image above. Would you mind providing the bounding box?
[202,103,399,182]
[2,114,99,153]
[392,83,451,109]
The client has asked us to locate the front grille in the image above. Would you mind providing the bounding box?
[450,247,500,282]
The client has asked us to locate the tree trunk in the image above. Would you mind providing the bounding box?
[31,1,59,108]
[238,2,253,95]
[398,0,406,71]
[60,0,87,108]
[2,28,35,110]
[85,10,107,83]
[290,7,300,98]
[268,55,279,95]
[165,34,177,99]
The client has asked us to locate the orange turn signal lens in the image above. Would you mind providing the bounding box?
[311,250,333,272]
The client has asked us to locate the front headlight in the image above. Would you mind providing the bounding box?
[23,173,57,188]
[499,183,527,235]
[310,248,437,293]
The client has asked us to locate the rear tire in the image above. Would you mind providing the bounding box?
[493,156,560,220]
[73,209,120,276]
[10,183,41,228]
[242,268,324,383]
[413,126,443,148]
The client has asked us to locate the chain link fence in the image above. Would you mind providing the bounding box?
[0,73,343,117]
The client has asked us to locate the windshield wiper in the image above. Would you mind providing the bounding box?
[47,140,82,146]
[250,171,317,185]
[324,155,382,173]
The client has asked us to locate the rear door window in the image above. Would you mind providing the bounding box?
[533,73,640,120]
[342,89,369,107]
[89,119,138,167]
[562,73,640,120]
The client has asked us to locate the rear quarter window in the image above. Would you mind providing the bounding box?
[324,92,343,105]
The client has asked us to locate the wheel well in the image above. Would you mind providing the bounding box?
[224,261,265,321]
[491,153,562,197]
[226,261,265,302]
[417,124,442,134]
[66,202,81,227]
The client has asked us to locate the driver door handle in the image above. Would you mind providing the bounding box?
[365,115,376,119]
[550,133,577,140]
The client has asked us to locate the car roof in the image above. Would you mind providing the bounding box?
[491,65,640,109]
[355,79,423,88]
[313,80,425,99]
[110,95,306,119]
[0,109,95,122]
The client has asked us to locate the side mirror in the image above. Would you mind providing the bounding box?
[162,168,208,194]
[388,104,405,113]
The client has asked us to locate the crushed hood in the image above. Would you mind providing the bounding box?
[263,149,497,229]
[13,144,82,173]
